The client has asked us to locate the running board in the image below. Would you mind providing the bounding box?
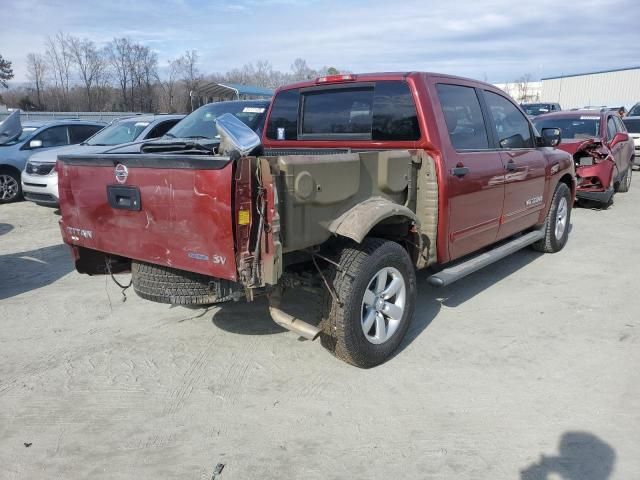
[428,230,544,287]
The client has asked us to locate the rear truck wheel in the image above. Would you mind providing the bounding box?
[320,238,416,368]
[131,260,240,305]
[617,165,632,193]
[0,169,21,204]
[532,182,572,253]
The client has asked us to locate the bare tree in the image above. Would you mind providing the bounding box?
[291,58,313,81]
[46,32,73,110]
[107,38,132,110]
[67,36,106,110]
[156,58,181,112]
[514,73,533,103]
[177,50,202,111]
[26,53,47,109]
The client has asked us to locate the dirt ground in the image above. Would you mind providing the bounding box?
[1,189,638,480]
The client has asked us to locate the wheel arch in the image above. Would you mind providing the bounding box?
[0,164,22,177]
[327,197,429,267]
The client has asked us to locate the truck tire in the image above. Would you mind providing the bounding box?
[0,169,22,204]
[617,165,632,193]
[531,182,572,253]
[320,238,416,368]
[132,260,239,305]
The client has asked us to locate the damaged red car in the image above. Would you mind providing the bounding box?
[534,110,634,205]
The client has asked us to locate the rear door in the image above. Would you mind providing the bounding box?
[434,82,505,260]
[482,90,547,240]
[606,115,625,179]
[612,115,633,173]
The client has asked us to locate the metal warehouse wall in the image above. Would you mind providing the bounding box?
[541,68,640,109]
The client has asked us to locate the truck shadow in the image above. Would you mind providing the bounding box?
[210,247,544,351]
[520,431,615,480]
[210,297,288,336]
[0,223,14,236]
[0,243,74,300]
[394,248,543,357]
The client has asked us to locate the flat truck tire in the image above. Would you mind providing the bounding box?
[320,238,416,368]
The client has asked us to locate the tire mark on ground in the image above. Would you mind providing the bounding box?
[163,335,217,415]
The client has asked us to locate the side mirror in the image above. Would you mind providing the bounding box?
[215,113,261,156]
[541,127,561,147]
[609,132,628,148]
[29,139,43,149]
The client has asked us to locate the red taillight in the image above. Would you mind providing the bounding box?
[316,74,356,84]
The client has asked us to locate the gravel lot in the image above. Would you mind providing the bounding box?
[1,189,638,480]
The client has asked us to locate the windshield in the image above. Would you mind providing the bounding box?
[534,116,600,140]
[85,120,149,146]
[623,118,640,133]
[1,127,38,146]
[628,104,640,117]
[167,102,267,139]
[522,104,551,116]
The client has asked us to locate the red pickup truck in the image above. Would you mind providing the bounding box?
[58,72,575,367]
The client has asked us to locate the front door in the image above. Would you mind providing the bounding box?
[482,90,547,239]
[434,82,505,261]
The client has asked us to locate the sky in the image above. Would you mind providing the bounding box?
[1,0,639,85]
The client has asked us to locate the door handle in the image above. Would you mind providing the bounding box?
[451,166,469,177]
[505,161,517,171]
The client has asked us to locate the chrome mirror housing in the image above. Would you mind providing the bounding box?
[215,113,261,156]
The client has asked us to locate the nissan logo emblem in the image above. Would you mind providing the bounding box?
[114,163,128,183]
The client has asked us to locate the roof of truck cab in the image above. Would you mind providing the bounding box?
[273,71,502,93]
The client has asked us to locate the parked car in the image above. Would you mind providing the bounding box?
[627,102,640,117]
[21,114,184,207]
[129,100,270,154]
[521,102,561,117]
[622,116,640,168]
[0,112,105,203]
[534,110,634,205]
[57,72,574,367]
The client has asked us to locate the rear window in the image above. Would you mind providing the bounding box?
[266,80,420,141]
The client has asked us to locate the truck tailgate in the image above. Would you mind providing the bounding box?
[58,154,238,280]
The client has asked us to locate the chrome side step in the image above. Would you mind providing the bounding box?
[428,230,544,287]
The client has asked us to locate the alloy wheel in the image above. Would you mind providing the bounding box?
[0,174,19,201]
[361,266,406,345]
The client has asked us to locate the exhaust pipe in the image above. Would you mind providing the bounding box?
[267,287,321,341]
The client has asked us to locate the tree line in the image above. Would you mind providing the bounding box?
[0,34,343,113]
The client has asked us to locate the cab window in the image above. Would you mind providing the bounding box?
[436,84,489,150]
[69,125,103,144]
[32,126,69,148]
[266,81,420,141]
[146,119,180,139]
[484,91,534,149]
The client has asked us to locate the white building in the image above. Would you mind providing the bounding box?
[540,67,640,110]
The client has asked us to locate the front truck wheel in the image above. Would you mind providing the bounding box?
[131,260,240,305]
[320,238,417,368]
[532,182,572,253]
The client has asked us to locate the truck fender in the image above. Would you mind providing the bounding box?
[328,197,420,243]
